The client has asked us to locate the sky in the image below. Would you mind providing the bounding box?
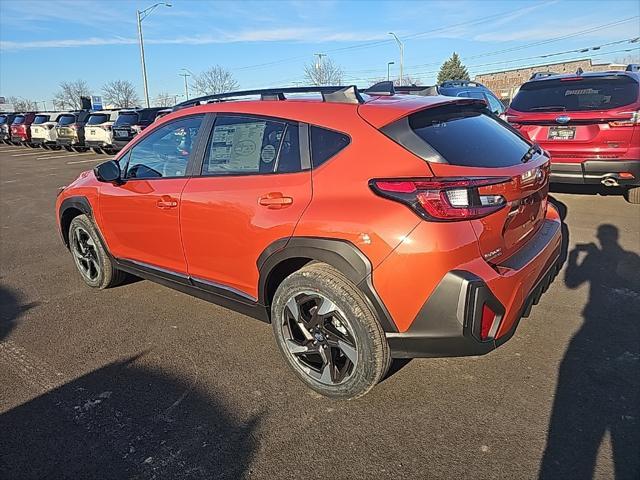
[1,0,639,106]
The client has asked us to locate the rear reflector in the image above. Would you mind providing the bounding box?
[480,304,497,341]
[370,177,510,221]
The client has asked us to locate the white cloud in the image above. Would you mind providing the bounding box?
[0,28,386,51]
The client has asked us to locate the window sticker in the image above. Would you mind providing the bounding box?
[209,122,267,172]
[261,144,276,163]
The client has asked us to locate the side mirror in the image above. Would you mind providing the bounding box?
[94,160,121,184]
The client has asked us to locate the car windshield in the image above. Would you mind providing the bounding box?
[57,114,76,125]
[511,75,639,112]
[33,115,50,124]
[12,115,25,125]
[87,114,109,125]
[114,112,139,126]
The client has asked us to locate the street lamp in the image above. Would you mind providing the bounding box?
[388,32,404,86]
[387,61,395,82]
[137,2,172,107]
[179,69,192,100]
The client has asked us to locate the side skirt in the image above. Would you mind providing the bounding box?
[114,259,270,323]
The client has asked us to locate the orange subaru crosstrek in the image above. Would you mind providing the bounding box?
[56,83,561,399]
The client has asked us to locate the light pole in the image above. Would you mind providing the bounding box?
[179,69,191,100]
[388,32,404,86]
[387,61,395,82]
[137,2,172,108]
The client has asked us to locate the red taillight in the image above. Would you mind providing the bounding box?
[608,111,639,128]
[370,177,509,221]
[560,76,583,81]
[480,304,497,341]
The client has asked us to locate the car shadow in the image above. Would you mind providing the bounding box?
[539,224,640,479]
[0,355,260,480]
[0,285,39,342]
[550,183,625,197]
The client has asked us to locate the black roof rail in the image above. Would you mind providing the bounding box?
[364,81,395,96]
[172,85,364,111]
[395,85,439,96]
[626,63,640,72]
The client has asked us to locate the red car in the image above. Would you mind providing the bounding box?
[56,84,561,399]
[10,112,36,145]
[506,68,640,203]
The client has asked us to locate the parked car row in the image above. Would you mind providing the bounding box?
[0,107,171,153]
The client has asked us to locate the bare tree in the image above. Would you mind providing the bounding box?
[53,79,91,110]
[6,96,39,111]
[304,57,343,86]
[154,92,175,108]
[192,66,239,96]
[102,80,140,108]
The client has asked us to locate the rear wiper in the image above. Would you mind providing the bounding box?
[529,106,567,112]
[521,144,541,163]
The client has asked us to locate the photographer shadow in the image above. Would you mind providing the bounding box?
[539,224,640,479]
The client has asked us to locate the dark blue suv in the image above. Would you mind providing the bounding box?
[397,80,506,115]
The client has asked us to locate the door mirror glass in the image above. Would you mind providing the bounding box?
[94,160,121,183]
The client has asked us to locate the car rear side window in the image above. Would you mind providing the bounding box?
[115,113,139,126]
[510,76,639,112]
[57,115,76,126]
[87,114,109,125]
[202,115,301,175]
[33,115,50,124]
[407,103,531,167]
[310,126,350,168]
[12,116,25,125]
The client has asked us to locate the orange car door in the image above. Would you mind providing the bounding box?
[98,115,204,274]
[180,115,312,300]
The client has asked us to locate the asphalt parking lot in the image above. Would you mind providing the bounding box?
[0,145,638,480]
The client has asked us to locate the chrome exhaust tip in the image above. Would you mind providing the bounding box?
[601,176,619,187]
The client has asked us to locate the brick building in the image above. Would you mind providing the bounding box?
[474,58,627,103]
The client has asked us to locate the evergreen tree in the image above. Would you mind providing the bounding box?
[437,52,470,83]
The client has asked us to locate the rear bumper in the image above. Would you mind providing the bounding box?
[57,138,78,146]
[112,139,131,150]
[550,160,640,186]
[86,140,112,148]
[386,209,562,358]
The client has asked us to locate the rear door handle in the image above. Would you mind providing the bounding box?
[258,192,293,209]
[156,196,178,209]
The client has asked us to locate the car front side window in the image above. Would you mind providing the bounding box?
[124,115,203,180]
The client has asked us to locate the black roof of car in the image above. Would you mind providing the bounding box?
[527,70,640,83]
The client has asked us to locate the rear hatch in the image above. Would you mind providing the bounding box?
[56,114,79,139]
[507,74,639,162]
[85,113,111,142]
[112,111,139,141]
[31,114,51,140]
[379,100,550,265]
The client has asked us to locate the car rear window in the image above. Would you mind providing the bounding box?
[510,75,639,112]
[115,112,139,126]
[310,126,350,168]
[407,103,531,167]
[87,114,109,125]
[33,115,50,124]
[57,114,76,125]
[0,115,7,125]
[12,115,25,125]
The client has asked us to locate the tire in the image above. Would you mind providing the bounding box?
[624,186,640,204]
[92,148,103,154]
[73,146,89,153]
[271,262,391,400]
[68,214,126,289]
[64,146,73,152]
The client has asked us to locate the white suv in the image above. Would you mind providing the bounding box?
[30,112,66,150]
[84,110,122,154]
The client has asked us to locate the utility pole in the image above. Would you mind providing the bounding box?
[137,3,172,108]
[387,61,395,82]
[388,32,404,86]
[179,71,190,100]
